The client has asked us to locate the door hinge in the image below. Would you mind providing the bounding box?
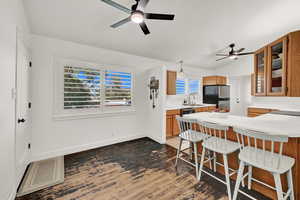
[28,143,31,149]
[29,61,32,67]
[28,102,32,109]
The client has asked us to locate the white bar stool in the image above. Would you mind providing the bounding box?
[175,116,210,178]
[233,128,295,200]
[197,121,241,200]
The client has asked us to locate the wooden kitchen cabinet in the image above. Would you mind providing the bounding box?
[166,109,180,138]
[247,107,278,117]
[166,106,216,137]
[267,36,288,96]
[166,71,177,95]
[253,47,267,96]
[203,76,227,86]
[252,30,300,97]
[166,115,173,137]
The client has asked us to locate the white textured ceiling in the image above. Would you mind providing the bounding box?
[24,0,300,68]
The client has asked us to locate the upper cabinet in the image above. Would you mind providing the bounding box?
[252,31,300,97]
[203,76,227,86]
[254,47,267,96]
[167,70,177,95]
[267,37,288,96]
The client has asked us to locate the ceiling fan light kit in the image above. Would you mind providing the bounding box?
[216,43,254,61]
[131,11,144,24]
[101,0,175,35]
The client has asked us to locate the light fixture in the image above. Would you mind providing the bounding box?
[229,55,238,60]
[131,11,144,24]
[177,60,185,79]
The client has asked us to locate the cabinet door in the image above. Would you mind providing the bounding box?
[167,71,177,95]
[267,37,288,96]
[172,116,180,136]
[254,47,267,96]
[166,116,173,137]
[216,76,227,85]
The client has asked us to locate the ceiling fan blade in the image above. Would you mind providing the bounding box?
[101,0,131,14]
[236,48,245,53]
[216,54,229,56]
[145,13,175,20]
[139,22,150,35]
[137,0,149,11]
[216,56,230,61]
[238,52,254,56]
[110,17,131,28]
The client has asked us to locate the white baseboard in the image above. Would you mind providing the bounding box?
[31,134,146,162]
[7,189,16,200]
[148,134,165,144]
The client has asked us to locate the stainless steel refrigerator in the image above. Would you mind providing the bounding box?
[203,85,230,111]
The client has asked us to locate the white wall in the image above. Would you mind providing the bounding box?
[0,0,30,199]
[139,67,166,143]
[0,24,17,200]
[228,76,251,116]
[30,35,174,161]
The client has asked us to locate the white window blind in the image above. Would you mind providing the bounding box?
[189,79,199,94]
[64,66,101,109]
[176,79,186,94]
[105,70,132,106]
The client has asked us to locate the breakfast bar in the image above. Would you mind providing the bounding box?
[183,112,300,200]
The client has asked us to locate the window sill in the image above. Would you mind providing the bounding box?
[53,109,136,121]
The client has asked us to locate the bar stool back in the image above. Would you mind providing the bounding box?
[175,116,208,178]
[233,128,295,200]
[198,121,241,200]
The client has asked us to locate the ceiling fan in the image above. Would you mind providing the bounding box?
[101,0,175,35]
[216,43,254,61]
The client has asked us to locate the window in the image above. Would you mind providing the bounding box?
[188,79,199,94]
[64,66,101,109]
[176,79,186,94]
[105,70,132,106]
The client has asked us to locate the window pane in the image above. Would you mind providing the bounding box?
[105,70,132,106]
[189,79,199,94]
[64,66,101,109]
[176,80,185,94]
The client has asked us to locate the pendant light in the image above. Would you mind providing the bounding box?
[177,60,185,79]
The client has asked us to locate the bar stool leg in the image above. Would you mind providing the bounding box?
[248,165,253,190]
[175,138,183,167]
[287,169,295,200]
[213,152,217,172]
[197,147,206,181]
[193,142,199,178]
[223,154,232,200]
[273,173,284,200]
[233,161,245,200]
[189,142,193,160]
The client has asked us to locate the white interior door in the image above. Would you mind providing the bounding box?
[15,37,31,187]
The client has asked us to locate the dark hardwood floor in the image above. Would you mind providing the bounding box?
[16,138,270,200]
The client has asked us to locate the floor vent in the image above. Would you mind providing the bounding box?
[17,156,64,197]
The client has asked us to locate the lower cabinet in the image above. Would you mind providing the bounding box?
[247,107,277,117]
[166,106,216,137]
[166,109,180,138]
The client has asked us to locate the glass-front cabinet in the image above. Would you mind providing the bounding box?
[267,37,287,96]
[254,47,267,96]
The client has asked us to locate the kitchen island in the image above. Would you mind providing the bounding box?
[183,112,300,200]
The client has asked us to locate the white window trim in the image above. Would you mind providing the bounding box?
[53,58,135,120]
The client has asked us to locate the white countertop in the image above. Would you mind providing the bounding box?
[249,105,300,112]
[165,104,216,111]
[183,112,300,138]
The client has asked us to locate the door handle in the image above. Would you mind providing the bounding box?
[18,118,26,123]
